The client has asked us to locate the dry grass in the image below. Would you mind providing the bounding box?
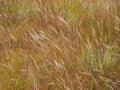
[0,0,120,90]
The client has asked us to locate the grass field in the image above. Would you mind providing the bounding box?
[0,0,120,90]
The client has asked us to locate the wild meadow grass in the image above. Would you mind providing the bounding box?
[0,0,120,90]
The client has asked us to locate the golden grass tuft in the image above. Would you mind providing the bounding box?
[0,0,120,89]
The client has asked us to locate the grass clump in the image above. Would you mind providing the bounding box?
[0,0,120,90]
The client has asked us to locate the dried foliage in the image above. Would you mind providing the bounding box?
[0,0,120,90]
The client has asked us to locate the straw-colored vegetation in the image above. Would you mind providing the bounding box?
[0,0,120,90]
